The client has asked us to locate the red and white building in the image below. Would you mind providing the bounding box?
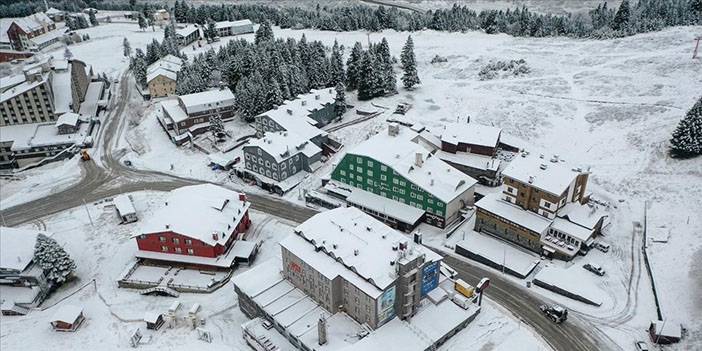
[131,184,253,269]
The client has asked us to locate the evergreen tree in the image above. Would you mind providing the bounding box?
[346,42,363,90]
[63,47,73,60]
[400,35,420,90]
[612,0,631,31]
[138,13,147,31]
[89,10,98,26]
[329,40,346,87]
[377,38,396,94]
[210,113,225,140]
[123,37,132,57]
[132,48,147,87]
[205,20,217,41]
[255,22,274,44]
[670,96,702,158]
[358,51,377,100]
[334,82,347,119]
[34,234,76,285]
[265,77,284,108]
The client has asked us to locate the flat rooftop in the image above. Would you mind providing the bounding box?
[503,153,585,196]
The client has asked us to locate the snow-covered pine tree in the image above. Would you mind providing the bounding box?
[123,37,131,57]
[334,82,347,119]
[612,0,630,31]
[265,77,284,109]
[400,35,420,90]
[306,41,330,89]
[377,38,396,95]
[132,48,148,87]
[209,113,225,141]
[34,234,76,285]
[89,10,98,26]
[357,50,376,100]
[329,40,346,87]
[670,96,702,158]
[138,14,147,31]
[255,22,274,45]
[345,42,363,91]
[64,47,73,60]
[206,20,217,41]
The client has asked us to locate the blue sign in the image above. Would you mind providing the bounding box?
[421,261,440,296]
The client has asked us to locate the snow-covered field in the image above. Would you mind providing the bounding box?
[0,190,549,351]
[0,158,82,210]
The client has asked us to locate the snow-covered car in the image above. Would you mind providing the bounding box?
[596,242,610,252]
[583,263,605,276]
[635,341,649,351]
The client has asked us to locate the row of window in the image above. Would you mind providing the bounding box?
[161,246,195,255]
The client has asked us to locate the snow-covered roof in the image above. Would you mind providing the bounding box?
[0,77,47,103]
[245,131,322,163]
[51,59,69,71]
[503,154,584,196]
[259,107,328,142]
[475,193,551,234]
[28,29,63,46]
[147,56,182,77]
[114,194,136,216]
[147,66,177,83]
[215,19,253,29]
[51,305,83,323]
[0,227,46,272]
[178,88,235,115]
[556,202,606,230]
[0,74,26,92]
[12,12,54,33]
[285,88,335,114]
[161,99,188,123]
[346,186,425,225]
[159,54,183,66]
[435,150,500,171]
[143,311,162,323]
[440,122,502,148]
[175,25,198,38]
[283,207,441,298]
[347,126,477,203]
[550,217,594,242]
[0,19,12,44]
[52,69,73,115]
[650,320,682,338]
[135,184,250,247]
[9,122,91,151]
[256,89,334,142]
[45,8,63,15]
[78,81,104,118]
[55,112,80,127]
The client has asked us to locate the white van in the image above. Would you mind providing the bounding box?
[596,242,610,253]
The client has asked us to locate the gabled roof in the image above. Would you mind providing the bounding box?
[244,131,321,163]
[475,193,551,234]
[12,12,54,33]
[282,207,441,298]
[55,112,80,127]
[51,305,83,323]
[134,184,250,247]
[147,67,177,83]
[347,126,477,203]
[178,88,235,115]
[45,8,63,15]
[440,122,501,148]
[503,154,585,197]
[175,25,199,37]
[114,194,136,216]
[0,227,48,272]
[215,19,253,29]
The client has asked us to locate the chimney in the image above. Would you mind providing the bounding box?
[353,249,359,256]
[165,224,170,229]
[212,232,219,241]
[315,94,320,100]
[528,176,534,184]
[415,153,423,167]
[388,123,399,136]
[413,231,423,244]
[287,109,293,115]
[238,193,247,202]
[302,100,307,106]
[430,178,434,186]
[540,164,548,170]
[318,316,328,346]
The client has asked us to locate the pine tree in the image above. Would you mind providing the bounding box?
[206,20,217,41]
[377,38,396,95]
[612,0,630,31]
[210,113,225,141]
[265,77,284,109]
[329,40,346,87]
[34,234,76,285]
[358,51,376,100]
[334,82,347,119]
[670,97,702,158]
[138,14,147,31]
[89,10,98,26]
[132,48,147,87]
[64,47,73,60]
[400,35,420,90]
[255,22,274,44]
[346,42,363,91]
[123,37,131,57]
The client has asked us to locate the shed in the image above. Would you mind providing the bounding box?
[144,311,164,330]
[229,240,259,265]
[649,320,682,344]
[50,305,85,332]
[114,194,137,223]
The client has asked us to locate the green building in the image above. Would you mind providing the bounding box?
[329,125,477,230]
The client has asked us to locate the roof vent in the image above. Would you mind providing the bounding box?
[287,109,293,115]
[315,94,320,100]
[332,244,338,249]
[390,260,395,266]
[540,164,548,170]
[415,152,423,167]
[165,224,170,229]
[366,226,372,231]
[165,201,168,206]
[430,179,434,186]
[353,249,359,256]
[301,100,307,106]
[539,154,545,159]
[528,176,534,184]
[212,232,219,241]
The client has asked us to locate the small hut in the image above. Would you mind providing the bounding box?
[50,305,85,332]
[649,320,682,344]
[144,311,164,330]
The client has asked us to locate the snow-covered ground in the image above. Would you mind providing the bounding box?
[0,190,549,350]
[0,158,82,210]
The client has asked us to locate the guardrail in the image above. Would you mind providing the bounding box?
[641,202,663,320]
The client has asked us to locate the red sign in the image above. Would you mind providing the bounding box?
[289,262,302,273]
[477,278,490,292]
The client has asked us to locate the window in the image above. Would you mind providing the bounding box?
[367,170,373,177]
[172,238,180,244]
[356,158,362,164]
[340,170,346,176]
[367,179,373,185]
[410,201,416,207]
[367,160,373,167]
[139,235,146,239]
[258,158,263,165]
[411,192,416,198]
[159,236,166,242]
[399,181,406,186]
[175,247,182,254]
[380,174,387,181]
[437,202,443,207]
[185,239,192,245]
[281,163,286,170]
[161,245,168,252]
[257,149,261,155]
[187,248,194,255]
[393,178,399,185]
[272,164,277,170]
[265,160,270,167]
[356,175,362,181]
[381,165,387,172]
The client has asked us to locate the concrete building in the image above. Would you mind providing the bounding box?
[234,208,480,351]
[131,184,254,269]
[175,25,199,46]
[474,153,608,260]
[55,112,80,134]
[329,124,477,230]
[242,131,323,193]
[6,12,56,51]
[0,227,51,315]
[114,194,138,224]
[214,19,254,37]
[158,88,235,144]
[146,54,183,98]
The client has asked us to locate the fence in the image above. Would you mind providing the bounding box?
[641,202,664,320]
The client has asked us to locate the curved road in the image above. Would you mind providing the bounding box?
[0,73,618,351]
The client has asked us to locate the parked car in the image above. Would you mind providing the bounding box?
[123,160,132,167]
[596,242,610,252]
[583,263,605,276]
[635,341,649,351]
[539,304,567,323]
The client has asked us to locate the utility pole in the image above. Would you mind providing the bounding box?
[693,37,701,59]
[82,199,94,227]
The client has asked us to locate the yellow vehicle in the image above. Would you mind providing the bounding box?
[454,279,474,298]
[80,149,91,161]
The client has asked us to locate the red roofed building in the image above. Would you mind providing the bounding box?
[132,184,253,269]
